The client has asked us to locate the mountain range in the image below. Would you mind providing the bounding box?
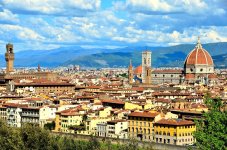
[0,42,227,68]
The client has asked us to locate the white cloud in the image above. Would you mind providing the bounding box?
[1,0,101,16]
[126,0,172,13]
[0,9,19,23]
[121,0,225,16]
[0,24,45,42]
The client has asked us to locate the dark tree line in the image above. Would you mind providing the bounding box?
[0,120,154,150]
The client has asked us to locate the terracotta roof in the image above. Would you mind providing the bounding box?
[154,119,195,126]
[101,99,125,105]
[185,42,213,66]
[155,98,171,103]
[14,82,74,86]
[185,74,195,79]
[208,74,217,79]
[128,111,159,118]
[134,65,142,74]
[153,69,183,73]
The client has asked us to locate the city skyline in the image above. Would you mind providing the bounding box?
[0,0,227,52]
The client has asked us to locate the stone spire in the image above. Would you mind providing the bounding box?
[129,59,132,67]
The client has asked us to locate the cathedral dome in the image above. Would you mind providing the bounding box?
[185,38,213,66]
[134,65,142,74]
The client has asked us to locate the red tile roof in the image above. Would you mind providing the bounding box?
[134,65,142,74]
[154,119,195,126]
[185,74,195,79]
[185,47,213,65]
[128,111,159,118]
[153,69,183,73]
[101,99,125,105]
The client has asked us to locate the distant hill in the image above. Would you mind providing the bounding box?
[213,53,227,68]
[0,42,226,68]
[64,42,227,68]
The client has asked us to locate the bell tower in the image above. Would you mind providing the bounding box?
[128,59,133,84]
[142,51,151,84]
[5,43,14,74]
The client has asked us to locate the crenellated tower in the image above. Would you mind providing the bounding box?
[5,43,14,74]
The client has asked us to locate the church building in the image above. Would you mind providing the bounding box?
[128,37,217,85]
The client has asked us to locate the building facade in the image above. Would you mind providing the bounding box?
[128,111,161,141]
[153,119,196,145]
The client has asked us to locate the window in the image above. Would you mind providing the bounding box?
[190,68,193,72]
[200,68,203,72]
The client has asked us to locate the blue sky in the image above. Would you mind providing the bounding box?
[0,0,226,52]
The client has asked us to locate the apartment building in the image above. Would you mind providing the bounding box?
[153,119,196,145]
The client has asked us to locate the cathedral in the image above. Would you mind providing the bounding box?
[128,37,217,85]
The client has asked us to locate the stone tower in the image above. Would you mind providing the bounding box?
[142,51,151,84]
[5,43,14,74]
[128,59,133,84]
[145,67,152,84]
[38,64,41,72]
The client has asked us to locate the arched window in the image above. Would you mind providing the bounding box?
[144,58,146,64]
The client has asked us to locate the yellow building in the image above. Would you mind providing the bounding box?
[54,108,84,133]
[84,117,111,135]
[99,107,112,118]
[124,102,142,110]
[153,119,196,145]
[128,111,160,141]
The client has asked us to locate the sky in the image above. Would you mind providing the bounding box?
[0,0,227,52]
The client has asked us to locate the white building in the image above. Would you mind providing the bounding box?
[106,120,128,139]
[6,105,22,127]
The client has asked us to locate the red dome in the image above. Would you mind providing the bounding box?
[134,65,142,74]
[185,40,213,66]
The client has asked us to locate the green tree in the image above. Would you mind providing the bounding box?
[0,120,24,150]
[44,121,55,130]
[194,97,227,150]
[86,135,101,150]
[20,123,52,150]
[122,138,140,150]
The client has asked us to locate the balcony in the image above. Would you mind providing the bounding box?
[21,113,39,117]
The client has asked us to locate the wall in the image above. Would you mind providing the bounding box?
[51,132,194,150]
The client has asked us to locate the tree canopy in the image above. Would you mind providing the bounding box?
[194,97,227,150]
